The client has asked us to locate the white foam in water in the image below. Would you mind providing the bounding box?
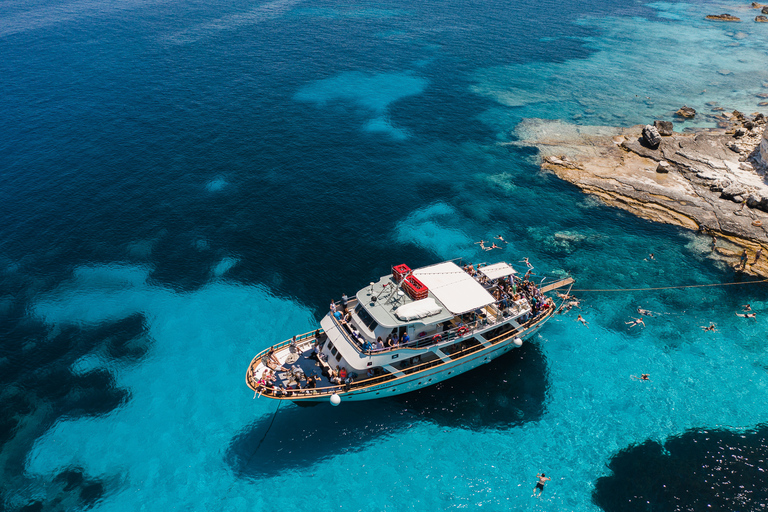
[295,71,428,139]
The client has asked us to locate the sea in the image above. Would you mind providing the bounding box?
[2,0,768,510]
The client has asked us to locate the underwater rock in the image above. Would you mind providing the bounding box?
[705,13,741,21]
[642,125,661,148]
[675,105,696,118]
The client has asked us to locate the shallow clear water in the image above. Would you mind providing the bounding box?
[2,0,768,510]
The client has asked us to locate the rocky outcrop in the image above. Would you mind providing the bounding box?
[642,125,662,148]
[706,13,741,21]
[756,15,768,22]
[513,113,768,277]
[763,6,768,13]
[654,120,674,136]
[675,106,696,118]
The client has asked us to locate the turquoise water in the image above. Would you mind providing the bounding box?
[2,0,768,510]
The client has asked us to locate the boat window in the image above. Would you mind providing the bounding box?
[331,346,338,356]
[354,304,378,331]
[327,341,335,351]
[335,352,342,362]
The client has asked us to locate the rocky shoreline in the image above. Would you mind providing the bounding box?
[513,112,768,277]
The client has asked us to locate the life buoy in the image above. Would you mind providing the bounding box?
[457,326,469,336]
[752,220,763,227]
[432,334,442,343]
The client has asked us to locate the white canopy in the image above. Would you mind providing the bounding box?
[394,298,442,321]
[479,262,517,280]
[413,262,495,315]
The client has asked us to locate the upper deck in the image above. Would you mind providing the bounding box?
[354,260,502,330]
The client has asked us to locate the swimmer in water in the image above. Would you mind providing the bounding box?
[637,307,653,317]
[532,473,551,497]
[631,374,650,381]
[701,323,717,332]
[576,314,588,327]
[495,235,508,244]
[626,318,645,328]
[736,312,757,318]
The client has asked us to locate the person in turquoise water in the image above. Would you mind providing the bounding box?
[532,473,551,497]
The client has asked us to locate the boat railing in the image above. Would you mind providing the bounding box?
[246,329,323,388]
[352,300,531,356]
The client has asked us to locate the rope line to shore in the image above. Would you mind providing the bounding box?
[571,278,768,293]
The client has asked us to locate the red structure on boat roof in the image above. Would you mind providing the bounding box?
[403,275,428,300]
[392,263,411,282]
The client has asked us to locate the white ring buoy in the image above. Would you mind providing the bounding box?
[330,393,341,406]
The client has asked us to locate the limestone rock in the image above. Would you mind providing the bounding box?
[675,106,696,118]
[763,6,768,13]
[642,125,662,148]
[721,183,747,200]
[705,13,741,21]
[757,15,768,21]
[656,161,671,173]
[654,120,674,136]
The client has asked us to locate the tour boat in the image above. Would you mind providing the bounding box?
[245,260,572,405]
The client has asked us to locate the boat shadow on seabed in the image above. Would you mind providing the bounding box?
[225,341,549,479]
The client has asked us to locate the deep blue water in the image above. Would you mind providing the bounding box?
[2,0,768,510]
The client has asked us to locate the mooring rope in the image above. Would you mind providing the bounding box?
[571,278,768,293]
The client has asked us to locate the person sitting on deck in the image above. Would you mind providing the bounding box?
[341,309,352,325]
[264,346,287,372]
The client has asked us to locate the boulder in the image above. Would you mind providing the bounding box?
[764,6,768,13]
[642,125,662,148]
[705,13,741,21]
[734,127,747,138]
[721,183,747,200]
[757,15,768,21]
[675,106,696,118]
[656,161,671,173]
[653,120,674,136]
